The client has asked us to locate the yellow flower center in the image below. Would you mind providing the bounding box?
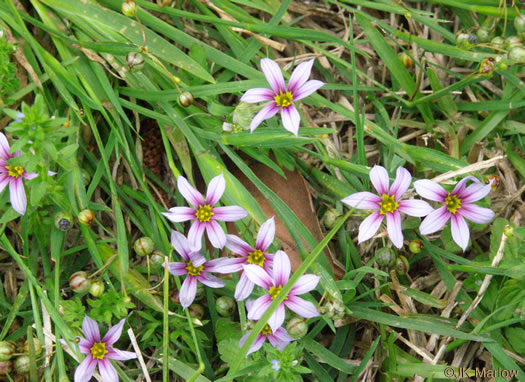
[6,165,24,178]
[90,342,108,360]
[379,194,399,215]
[274,91,293,107]
[247,249,265,267]
[261,324,272,336]
[186,260,204,276]
[195,205,213,222]
[269,285,287,300]
[445,194,462,214]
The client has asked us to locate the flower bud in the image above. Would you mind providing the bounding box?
[0,360,12,376]
[216,296,235,317]
[504,225,514,238]
[485,174,501,191]
[479,57,496,76]
[399,52,414,68]
[456,31,470,48]
[69,271,91,293]
[376,247,396,268]
[78,209,95,225]
[88,280,105,297]
[126,52,144,70]
[188,304,204,319]
[150,251,165,268]
[505,35,522,50]
[509,46,525,64]
[395,255,410,276]
[286,317,308,338]
[55,212,72,231]
[133,237,154,257]
[409,240,423,254]
[476,27,491,43]
[23,337,42,355]
[323,207,342,229]
[514,14,525,34]
[14,355,29,374]
[491,36,504,49]
[121,0,137,17]
[178,91,194,107]
[0,341,15,361]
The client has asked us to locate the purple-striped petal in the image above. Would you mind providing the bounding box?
[341,192,381,210]
[78,338,92,354]
[225,234,252,257]
[461,183,492,204]
[102,318,125,346]
[249,102,280,133]
[451,214,470,251]
[413,179,447,202]
[256,217,275,251]
[281,106,300,136]
[0,175,9,193]
[272,250,290,287]
[206,220,227,249]
[197,273,225,288]
[260,58,285,94]
[0,133,10,160]
[369,165,390,196]
[187,221,205,251]
[105,348,137,361]
[293,80,325,101]
[268,327,294,350]
[212,206,248,221]
[357,211,383,244]
[82,316,100,343]
[389,167,411,200]
[285,296,319,318]
[419,206,451,235]
[170,230,191,261]
[9,177,26,215]
[179,276,197,309]
[188,252,206,268]
[451,176,480,198]
[458,204,494,224]
[23,172,38,180]
[397,199,433,217]
[205,257,244,273]
[165,262,187,276]
[247,294,272,321]
[74,356,97,382]
[268,304,286,333]
[290,274,320,296]
[206,173,225,206]
[288,59,315,94]
[177,176,204,208]
[240,332,266,356]
[243,264,273,290]
[234,272,255,301]
[162,207,196,223]
[98,359,118,382]
[240,88,276,103]
[386,211,403,249]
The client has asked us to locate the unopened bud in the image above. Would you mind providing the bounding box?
[134,237,154,256]
[395,255,410,276]
[23,337,42,355]
[476,27,491,43]
[0,341,15,361]
[509,46,525,64]
[188,304,204,319]
[55,212,72,231]
[456,32,470,48]
[89,280,105,297]
[514,14,525,34]
[178,91,194,107]
[78,209,95,225]
[376,247,396,268]
[150,251,165,268]
[504,225,514,238]
[323,208,342,229]
[69,271,91,293]
[126,52,144,70]
[491,36,504,49]
[286,317,308,338]
[0,360,12,376]
[216,296,235,317]
[121,0,137,17]
[409,240,423,254]
[14,355,29,374]
[505,35,522,50]
[399,52,414,68]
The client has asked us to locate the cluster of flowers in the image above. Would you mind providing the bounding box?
[342,166,495,251]
[162,173,320,355]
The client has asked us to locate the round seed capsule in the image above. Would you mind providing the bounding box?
[69,271,91,294]
[188,304,204,319]
[286,317,308,338]
[121,0,137,17]
[376,247,396,268]
[89,280,105,298]
[0,341,15,361]
[78,209,95,225]
[14,355,29,374]
[216,296,235,317]
[133,237,155,257]
[0,360,13,376]
[395,255,410,276]
[178,91,194,107]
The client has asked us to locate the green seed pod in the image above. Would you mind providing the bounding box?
[178,91,194,107]
[23,337,42,355]
[399,52,414,68]
[476,27,491,43]
[88,280,105,298]
[69,271,91,294]
[121,0,137,17]
[494,55,508,71]
[491,36,505,49]
[409,240,423,254]
[395,255,410,276]
[509,46,525,64]
[456,31,470,48]
[133,237,154,257]
[150,251,165,268]
[376,247,396,268]
[504,225,514,238]
[0,360,13,376]
[0,341,15,361]
[286,317,308,338]
[323,208,342,229]
[78,209,95,225]
[514,14,525,34]
[55,212,72,231]
[216,296,235,317]
[14,355,29,374]
[126,52,144,70]
[188,304,204,319]
[505,35,522,50]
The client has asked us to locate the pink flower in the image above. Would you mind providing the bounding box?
[64,316,136,382]
[414,177,495,251]
[243,250,320,332]
[162,173,248,250]
[240,58,325,136]
[225,217,276,301]
[0,132,38,215]
[164,231,243,309]
[239,323,294,356]
[341,166,433,248]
